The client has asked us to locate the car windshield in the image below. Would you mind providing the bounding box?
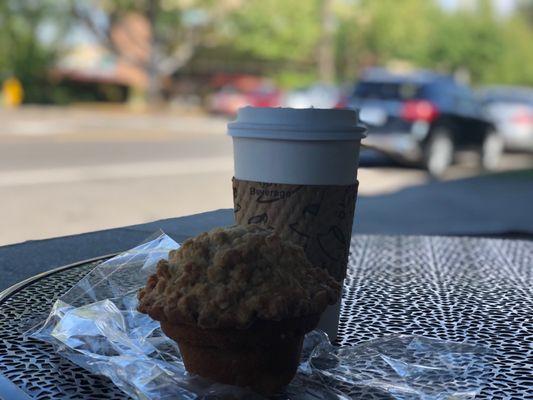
[353,81,423,100]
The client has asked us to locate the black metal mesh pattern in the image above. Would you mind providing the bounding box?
[338,236,533,399]
[0,236,532,399]
[0,260,129,400]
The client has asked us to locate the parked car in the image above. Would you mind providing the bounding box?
[346,68,500,176]
[282,84,341,109]
[207,77,282,116]
[477,86,533,152]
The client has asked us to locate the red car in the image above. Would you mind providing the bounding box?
[208,75,282,115]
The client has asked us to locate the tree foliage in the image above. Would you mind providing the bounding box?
[334,0,533,86]
[2,0,533,103]
[224,0,322,62]
[0,0,70,102]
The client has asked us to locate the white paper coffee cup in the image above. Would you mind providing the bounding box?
[228,107,366,340]
[229,107,365,185]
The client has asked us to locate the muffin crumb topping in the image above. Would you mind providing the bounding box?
[138,225,340,328]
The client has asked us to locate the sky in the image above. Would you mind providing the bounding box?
[438,0,518,16]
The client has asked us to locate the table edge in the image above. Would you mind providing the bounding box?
[0,372,33,400]
[0,253,116,304]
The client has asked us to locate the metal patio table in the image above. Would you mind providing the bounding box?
[0,234,531,399]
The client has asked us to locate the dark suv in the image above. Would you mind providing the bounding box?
[347,68,500,176]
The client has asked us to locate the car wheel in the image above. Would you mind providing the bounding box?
[424,129,454,177]
[480,131,504,171]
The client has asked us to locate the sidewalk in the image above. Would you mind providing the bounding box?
[0,105,228,138]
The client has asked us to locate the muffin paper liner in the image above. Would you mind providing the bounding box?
[26,232,492,399]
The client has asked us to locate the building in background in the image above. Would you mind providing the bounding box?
[53,13,150,103]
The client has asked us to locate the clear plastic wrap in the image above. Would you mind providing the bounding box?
[28,232,492,399]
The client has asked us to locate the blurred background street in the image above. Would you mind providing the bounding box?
[2,106,532,245]
[1,0,533,246]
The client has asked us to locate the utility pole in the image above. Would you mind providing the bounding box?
[318,0,335,83]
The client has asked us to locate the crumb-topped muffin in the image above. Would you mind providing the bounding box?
[138,224,340,328]
[137,224,340,394]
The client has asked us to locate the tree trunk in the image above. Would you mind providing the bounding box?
[146,0,161,104]
[318,0,335,83]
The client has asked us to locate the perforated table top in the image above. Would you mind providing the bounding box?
[0,235,531,399]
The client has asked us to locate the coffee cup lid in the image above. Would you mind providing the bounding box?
[227,107,367,141]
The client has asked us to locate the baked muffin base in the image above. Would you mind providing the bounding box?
[160,314,320,395]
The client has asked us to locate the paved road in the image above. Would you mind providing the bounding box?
[1,106,531,246]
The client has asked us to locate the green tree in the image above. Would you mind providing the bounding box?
[0,0,69,103]
[220,0,323,87]
[517,0,533,27]
[5,0,532,104]
[335,0,441,81]
[334,0,533,87]
[224,0,321,63]
[485,14,533,85]
[428,0,504,83]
